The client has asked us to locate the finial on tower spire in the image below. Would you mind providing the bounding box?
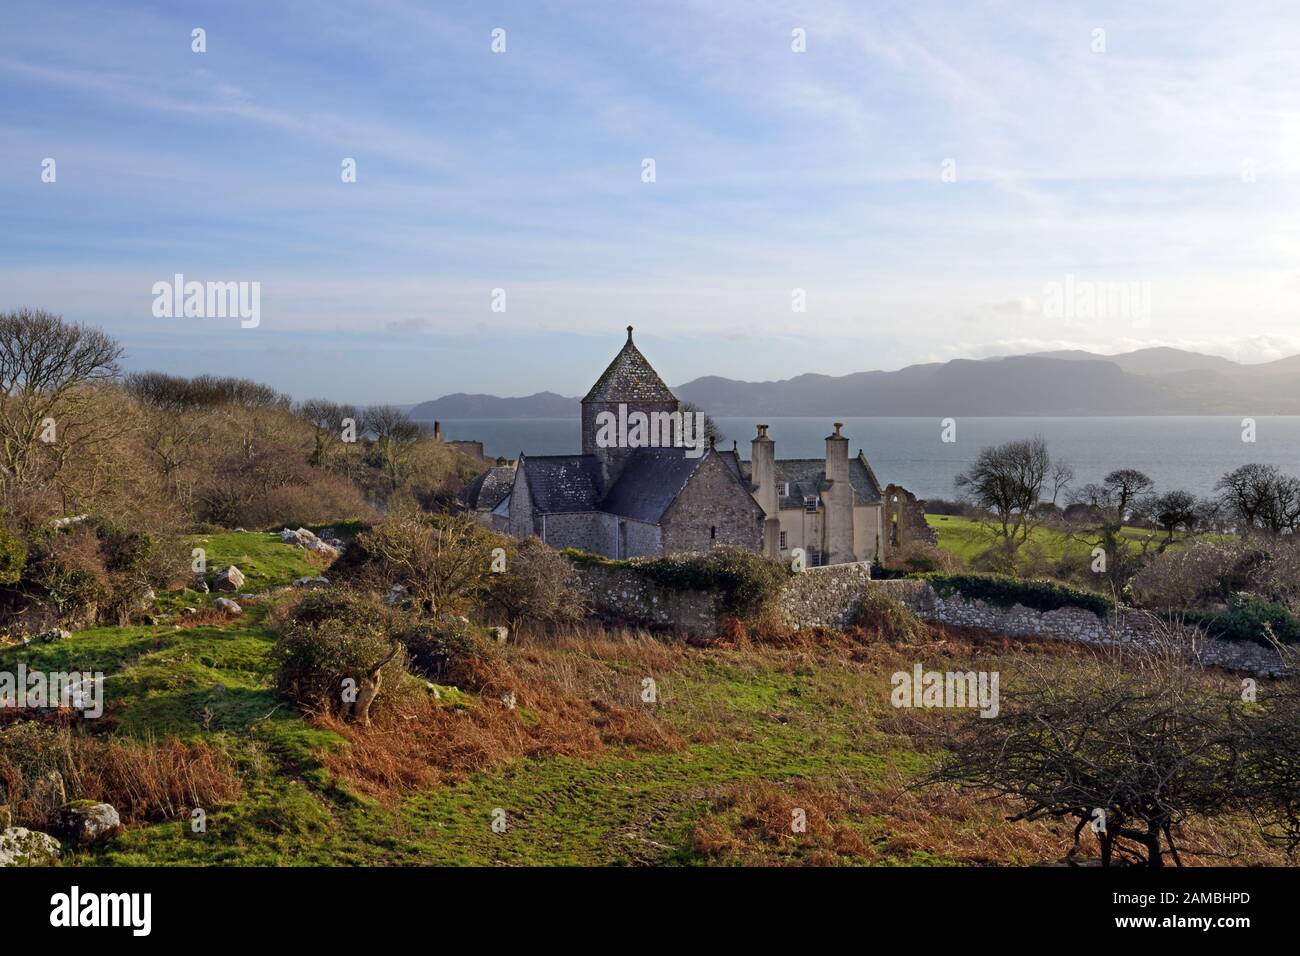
[626,325,634,344]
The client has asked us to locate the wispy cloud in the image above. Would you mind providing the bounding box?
[3,0,1299,396]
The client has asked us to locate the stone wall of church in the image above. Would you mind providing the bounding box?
[536,511,661,559]
[622,518,662,558]
[540,511,617,556]
[506,469,535,539]
[582,399,681,488]
[661,454,763,553]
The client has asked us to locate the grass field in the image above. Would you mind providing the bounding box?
[0,531,1281,867]
[925,514,1165,566]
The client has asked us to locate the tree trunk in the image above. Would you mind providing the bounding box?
[1145,821,1164,867]
[352,641,402,728]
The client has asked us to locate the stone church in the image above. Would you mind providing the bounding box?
[460,328,902,566]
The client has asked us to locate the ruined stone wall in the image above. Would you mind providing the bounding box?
[448,440,486,460]
[883,484,938,550]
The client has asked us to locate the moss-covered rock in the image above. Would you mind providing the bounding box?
[0,827,61,866]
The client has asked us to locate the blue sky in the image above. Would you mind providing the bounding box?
[3,1,1300,402]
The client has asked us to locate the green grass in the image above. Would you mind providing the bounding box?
[3,528,993,867]
[192,531,327,592]
[9,574,1266,866]
[926,514,1164,565]
[83,643,938,867]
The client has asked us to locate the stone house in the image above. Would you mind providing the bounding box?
[468,327,899,565]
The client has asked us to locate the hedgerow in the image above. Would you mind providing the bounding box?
[915,572,1113,619]
[1183,597,1300,646]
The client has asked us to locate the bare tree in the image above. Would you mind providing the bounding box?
[297,399,358,470]
[1216,463,1300,535]
[353,511,496,615]
[1067,468,1158,584]
[362,404,423,492]
[954,435,1071,558]
[1242,656,1300,854]
[1146,489,1202,543]
[0,308,124,495]
[345,640,404,728]
[125,370,288,412]
[679,401,724,448]
[923,637,1252,867]
[486,536,585,633]
[124,372,212,506]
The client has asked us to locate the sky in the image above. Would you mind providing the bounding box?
[3,0,1300,403]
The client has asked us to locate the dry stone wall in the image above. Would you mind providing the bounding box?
[569,559,1290,676]
[569,560,724,633]
[870,579,1287,676]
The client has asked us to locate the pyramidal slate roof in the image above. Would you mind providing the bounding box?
[581,326,678,405]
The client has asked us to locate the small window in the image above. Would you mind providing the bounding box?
[804,495,818,513]
[778,530,787,549]
[710,525,717,540]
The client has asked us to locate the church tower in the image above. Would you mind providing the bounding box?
[581,326,681,490]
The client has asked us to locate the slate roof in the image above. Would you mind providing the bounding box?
[458,464,516,512]
[518,454,603,513]
[581,327,679,405]
[715,449,746,484]
[772,459,832,507]
[599,448,708,523]
[733,453,884,507]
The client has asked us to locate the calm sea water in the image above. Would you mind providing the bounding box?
[437,417,1300,501]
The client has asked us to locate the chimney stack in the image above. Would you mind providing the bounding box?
[824,421,853,564]
[751,424,781,558]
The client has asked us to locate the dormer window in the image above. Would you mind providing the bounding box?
[804,495,818,513]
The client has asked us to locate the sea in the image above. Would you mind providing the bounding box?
[433,416,1300,501]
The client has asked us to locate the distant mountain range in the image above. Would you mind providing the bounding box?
[408,391,576,419]
[407,347,1300,418]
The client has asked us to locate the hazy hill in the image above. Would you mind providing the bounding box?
[1027,346,1242,376]
[412,348,1300,417]
[408,391,576,420]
